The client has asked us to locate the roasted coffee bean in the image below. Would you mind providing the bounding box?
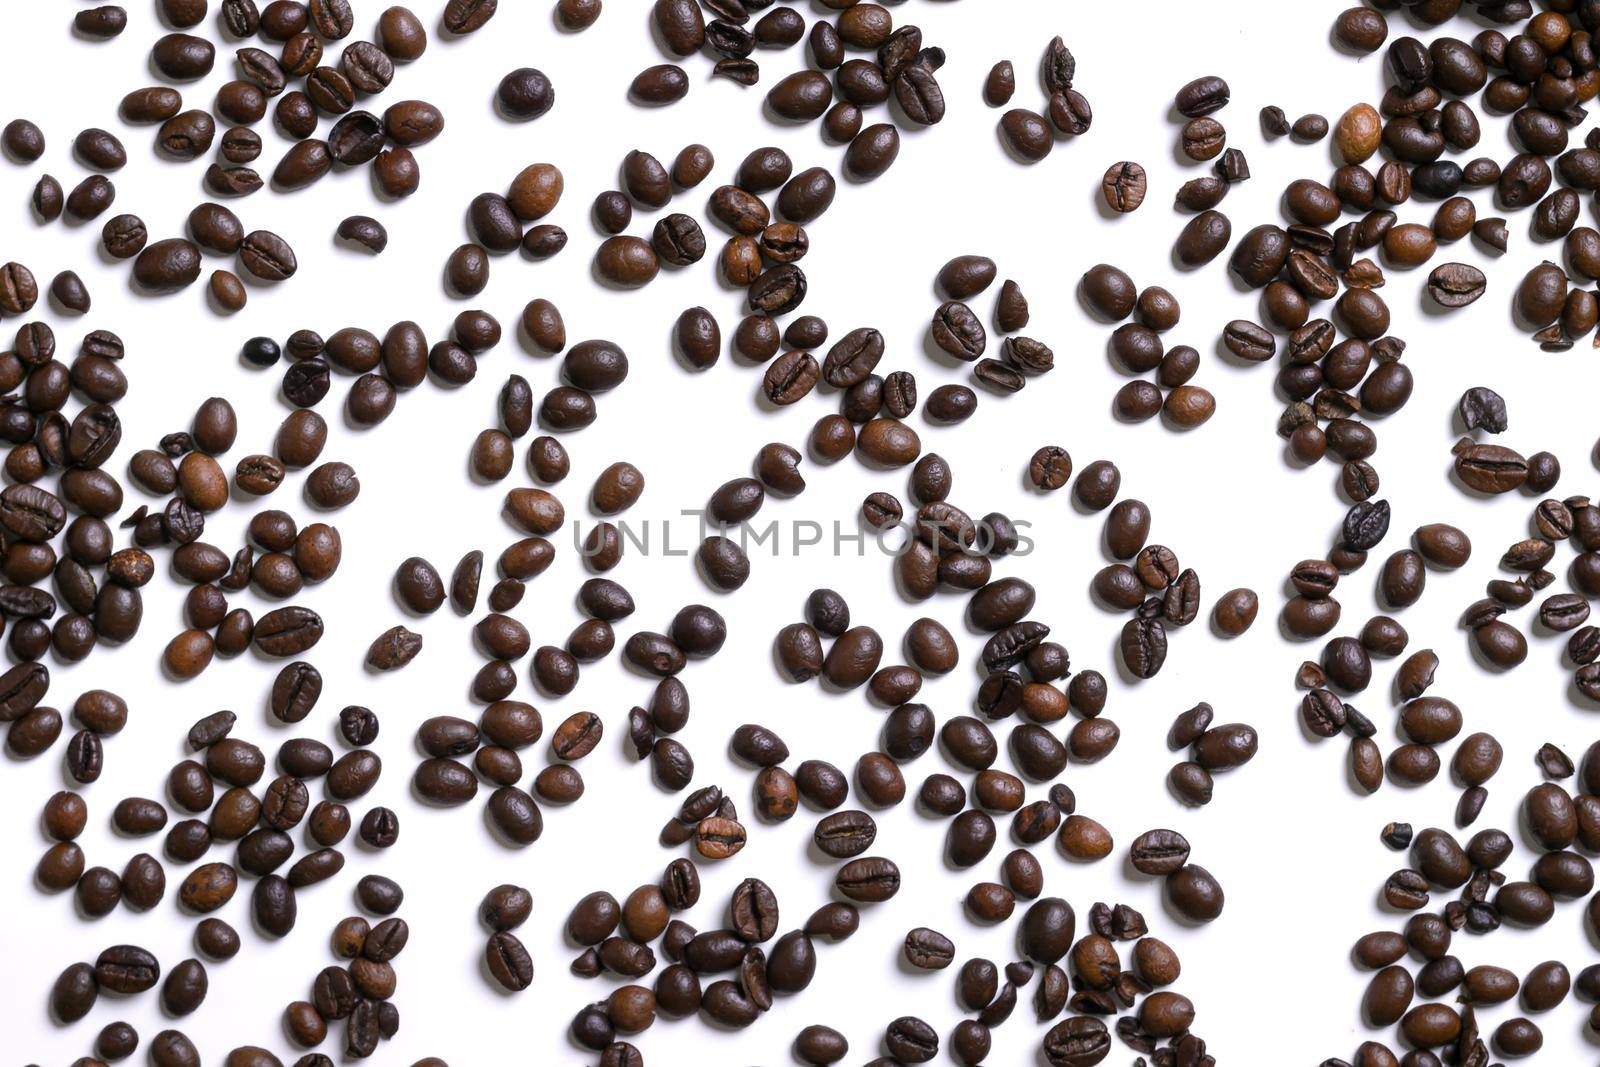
[1175,75,1229,117]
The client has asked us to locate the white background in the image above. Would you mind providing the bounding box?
[2,1,1598,1064]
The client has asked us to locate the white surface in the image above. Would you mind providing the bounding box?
[1,1,1597,1064]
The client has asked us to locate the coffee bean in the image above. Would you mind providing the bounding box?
[1427,262,1486,308]
[903,927,955,970]
[1129,829,1190,875]
[1175,75,1230,117]
[1000,109,1053,161]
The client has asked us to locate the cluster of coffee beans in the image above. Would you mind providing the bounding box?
[123,392,347,680]
[287,908,409,1057]
[1328,4,1600,347]
[558,867,855,1050]
[11,1,1600,1065]
[18,3,453,307]
[1282,499,1393,645]
[1301,610,1459,794]
[929,255,1058,400]
[1336,740,1600,1066]
[654,781,743,860]
[50,944,195,1026]
[1163,706,1259,808]
[564,785,1217,1067]
[40,690,404,1060]
[40,152,301,304]
[447,162,568,294]
[479,882,534,992]
[0,326,136,668]
[0,322,144,760]
[1,252,91,316]
[939,893,1208,1066]
[1082,263,1218,429]
[991,37,1093,163]
[400,545,711,826]
[1431,401,1600,693]
[775,590,884,689]
[138,1,431,197]
[646,0,949,144]
[1172,75,1251,188]
[1084,488,1208,682]
[562,1,965,294]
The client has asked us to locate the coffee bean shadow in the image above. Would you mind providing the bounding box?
[43,991,75,1029]
[1081,167,1135,221]
[463,447,499,488]
[1416,286,1464,320]
[40,286,76,319]
[513,320,559,360]
[1164,129,1202,172]
[474,949,528,1000]
[227,471,271,508]
[1527,615,1568,644]
[933,841,971,876]
[1119,851,1153,884]
[1510,799,1550,857]
[1154,887,1209,931]
[1278,437,1321,471]
[699,1014,756,1036]
[1105,635,1140,688]
[442,259,482,300]
[1445,454,1525,502]
[125,275,179,300]
[761,98,822,129]
[202,284,241,318]
[852,448,911,477]
[301,482,338,513]
[332,230,382,258]
[920,325,975,371]
[664,325,710,375]
[233,261,288,293]
[1326,24,1383,59]
[889,561,928,606]
[813,671,858,698]
[1468,229,1508,261]
[365,163,409,204]
[1299,701,1353,750]
[142,52,178,84]
[1445,401,1484,438]
[1106,392,1144,428]
[1273,605,1322,646]
[480,802,540,849]
[615,652,678,685]
[1371,886,1419,918]
[31,865,72,904]
[991,122,1044,168]
[748,376,793,415]
[1085,583,1130,617]
[0,141,38,166]
[1103,336,1132,376]
[1564,671,1599,711]
[802,836,844,869]
[892,948,936,980]
[432,8,487,40]
[1509,299,1550,335]
[1209,334,1260,375]
[884,89,938,140]
[1168,238,1216,275]
[1073,279,1123,325]
[1094,526,1127,568]
[1157,409,1205,434]
[726,340,771,369]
